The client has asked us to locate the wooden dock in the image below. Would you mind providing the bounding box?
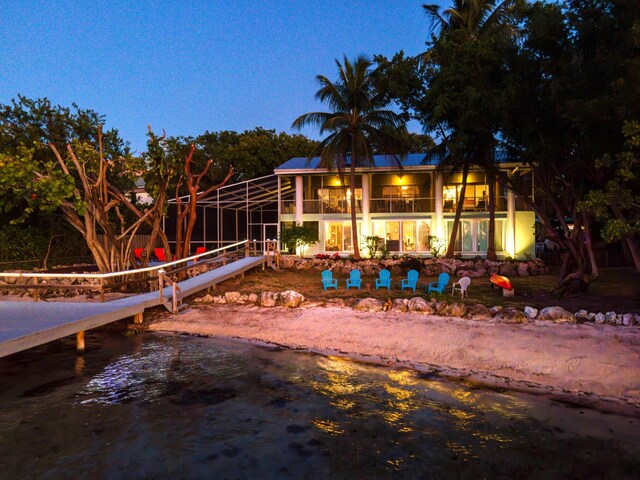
[0,255,266,358]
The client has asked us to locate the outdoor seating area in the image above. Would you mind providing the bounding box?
[320,268,460,297]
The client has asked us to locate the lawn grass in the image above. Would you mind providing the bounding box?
[215,266,640,313]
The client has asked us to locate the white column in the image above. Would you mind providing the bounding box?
[434,172,444,239]
[361,173,371,238]
[506,189,516,257]
[295,175,303,226]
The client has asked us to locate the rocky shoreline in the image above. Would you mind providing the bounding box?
[194,289,640,328]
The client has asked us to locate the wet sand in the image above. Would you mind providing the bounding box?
[149,304,640,416]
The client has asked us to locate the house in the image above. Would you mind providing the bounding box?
[164,153,535,260]
[274,153,535,259]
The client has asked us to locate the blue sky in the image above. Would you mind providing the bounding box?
[0,1,437,153]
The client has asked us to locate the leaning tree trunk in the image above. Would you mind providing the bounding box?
[445,163,469,258]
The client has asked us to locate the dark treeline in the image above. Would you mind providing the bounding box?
[373,0,639,293]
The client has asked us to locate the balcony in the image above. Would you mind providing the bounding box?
[370,197,434,213]
[282,194,532,215]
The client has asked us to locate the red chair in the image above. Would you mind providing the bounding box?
[195,247,206,256]
[133,248,143,260]
[154,248,167,262]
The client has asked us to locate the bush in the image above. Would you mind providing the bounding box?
[399,256,423,273]
[0,223,89,268]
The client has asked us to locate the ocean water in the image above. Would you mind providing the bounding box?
[0,332,638,479]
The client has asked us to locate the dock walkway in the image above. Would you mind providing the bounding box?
[0,255,266,358]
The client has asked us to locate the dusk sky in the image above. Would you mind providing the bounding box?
[1,1,436,153]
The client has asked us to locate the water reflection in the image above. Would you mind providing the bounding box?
[0,334,638,480]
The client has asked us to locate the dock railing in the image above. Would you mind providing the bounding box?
[0,240,253,303]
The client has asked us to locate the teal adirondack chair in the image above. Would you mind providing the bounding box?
[427,272,450,294]
[346,269,361,289]
[376,269,391,290]
[400,269,419,292]
[321,270,338,290]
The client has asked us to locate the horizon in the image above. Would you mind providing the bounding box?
[0,1,435,153]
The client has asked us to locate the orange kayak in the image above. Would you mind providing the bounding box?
[490,273,513,290]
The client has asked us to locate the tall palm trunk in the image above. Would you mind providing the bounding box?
[445,162,469,258]
[350,137,361,259]
[486,169,497,261]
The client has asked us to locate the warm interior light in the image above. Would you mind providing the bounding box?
[401,185,408,191]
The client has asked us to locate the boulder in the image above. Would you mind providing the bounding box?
[353,298,384,312]
[436,302,467,318]
[538,306,576,323]
[408,297,434,314]
[622,313,635,327]
[574,309,589,322]
[605,311,618,325]
[499,263,517,276]
[524,306,539,319]
[467,304,492,320]
[248,293,258,304]
[280,256,296,269]
[213,295,226,304]
[194,294,215,304]
[278,290,305,308]
[260,291,278,307]
[594,312,606,324]
[489,306,503,315]
[391,298,408,312]
[517,263,529,276]
[224,291,241,304]
[493,306,528,323]
[325,298,346,308]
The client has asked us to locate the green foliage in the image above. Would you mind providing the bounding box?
[426,235,445,258]
[292,55,408,258]
[154,127,319,190]
[0,223,88,266]
[280,224,319,257]
[364,235,383,259]
[580,121,640,242]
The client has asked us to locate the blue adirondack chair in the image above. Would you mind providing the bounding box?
[427,272,450,294]
[321,270,338,290]
[346,269,361,289]
[400,269,419,292]
[375,269,391,290]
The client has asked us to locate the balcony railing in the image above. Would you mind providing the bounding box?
[281,195,534,215]
[370,197,434,213]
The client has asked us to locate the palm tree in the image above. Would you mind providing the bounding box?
[422,0,519,259]
[292,55,406,259]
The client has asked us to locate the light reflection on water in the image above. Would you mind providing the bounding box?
[0,332,638,479]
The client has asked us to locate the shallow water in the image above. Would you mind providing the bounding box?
[0,332,638,479]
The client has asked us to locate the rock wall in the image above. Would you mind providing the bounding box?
[280,256,548,278]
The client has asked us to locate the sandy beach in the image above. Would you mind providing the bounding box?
[149,304,640,415]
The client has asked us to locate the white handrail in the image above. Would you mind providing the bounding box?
[0,240,249,280]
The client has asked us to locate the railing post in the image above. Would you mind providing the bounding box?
[99,278,105,303]
[158,269,165,299]
[172,283,177,314]
[245,241,250,258]
[33,277,39,302]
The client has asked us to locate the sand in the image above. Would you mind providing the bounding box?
[148,304,640,415]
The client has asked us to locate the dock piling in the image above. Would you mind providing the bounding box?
[76,331,85,354]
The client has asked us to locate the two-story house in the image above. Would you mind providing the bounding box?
[275,154,535,259]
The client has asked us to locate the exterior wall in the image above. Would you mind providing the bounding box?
[514,211,536,260]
